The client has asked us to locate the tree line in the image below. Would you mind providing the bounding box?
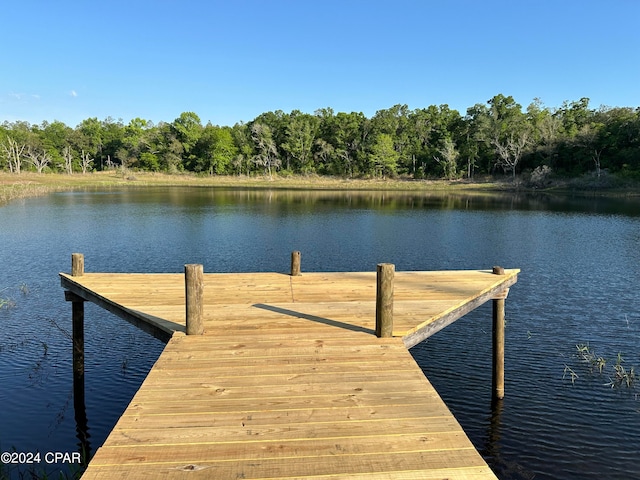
[1,94,639,182]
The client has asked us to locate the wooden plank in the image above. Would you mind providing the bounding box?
[81,464,496,480]
[82,458,494,480]
[112,404,457,430]
[90,436,482,465]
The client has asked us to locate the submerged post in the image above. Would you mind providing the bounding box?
[290,251,302,276]
[185,264,204,335]
[375,263,395,338]
[492,266,506,400]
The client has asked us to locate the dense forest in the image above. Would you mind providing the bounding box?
[1,94,639,183]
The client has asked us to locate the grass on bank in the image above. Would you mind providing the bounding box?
[2,170,640,206]
[0,171,505,205]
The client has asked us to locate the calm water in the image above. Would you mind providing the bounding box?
[1,187,639,480]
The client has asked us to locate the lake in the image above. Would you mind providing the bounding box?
[1,187,639,480]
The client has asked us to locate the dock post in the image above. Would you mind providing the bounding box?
[290,251,302,276]
[375,263,394,338]
[68,253,86,377]
[492,266,506,400]
[185,264,204,335]
[71,253,84,277]
[66,253,90,462]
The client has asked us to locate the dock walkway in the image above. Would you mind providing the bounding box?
[61,264,518,479]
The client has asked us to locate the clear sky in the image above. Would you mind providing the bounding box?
[2,0,639,128]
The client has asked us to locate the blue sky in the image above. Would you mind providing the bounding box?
[2,0,639,127]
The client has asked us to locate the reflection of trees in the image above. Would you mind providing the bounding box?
[90,187,640,217]
[200,188,559,212]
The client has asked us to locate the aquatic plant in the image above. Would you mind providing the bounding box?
[568,343,636,389]
[0,287,16,309]
[576,343,607,374]
[563,365,579,384]
[608,352,636,388]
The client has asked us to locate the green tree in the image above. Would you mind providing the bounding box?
[525,98,561,171]
[594,107,640,174]
[558,97,592,138]
[154,122,184,172]
[483,94,532,180]
[117,117,152,169]
[38,121,73,170]
[371,105,411,173]
[406,105,462,177]
[193,124,238,174]
[551,98,597,174]
[171,112,202,168]
[369,133,398,177]
[332,111,369,177]
[76,117,104,161]
[138,152,160,171]
[434,138,459,179]
[231,123,254,176]
[282,111,318,174]
[100,117,125,170]
[250,123,280,178]
[313,138,335,173]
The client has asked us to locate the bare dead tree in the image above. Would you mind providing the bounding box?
[25,147,51,173]
[80,150,94,174]
[434,138,459,180]
[62,146,74,174]
[1,137,27,173]
[492,129,531,181]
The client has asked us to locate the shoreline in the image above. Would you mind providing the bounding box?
[2,171,640,205]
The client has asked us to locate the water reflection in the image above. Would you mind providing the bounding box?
[482,399,533,480]
[73,376,91,469]
[51,186,640,216]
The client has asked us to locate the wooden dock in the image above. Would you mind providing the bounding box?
[61,256,518,479]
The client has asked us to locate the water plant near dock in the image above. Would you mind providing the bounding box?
[566,343,636,389]
[575,343,607,374]
[608,352,636,388]
[0,287,16,309]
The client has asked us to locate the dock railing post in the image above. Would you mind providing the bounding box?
[290,251,302,276]
[375,263,394,338]
[68,253,86,377]
[185,264,204,335]
[66,253,90,461]
[71,253,84,277]
[492,266,507,400]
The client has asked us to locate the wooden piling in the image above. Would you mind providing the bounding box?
[375,263,394,338]
[71,253,84,277]
[185,264,204,335]
[65,291,85,375]
[290,251,302,276]
[66,253,88,450]
[68,254,86,374]
[492,266,506,400]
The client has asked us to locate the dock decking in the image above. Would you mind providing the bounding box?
[61,265,518,479]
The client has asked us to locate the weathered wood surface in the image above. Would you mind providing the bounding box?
[60,268,518,479]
